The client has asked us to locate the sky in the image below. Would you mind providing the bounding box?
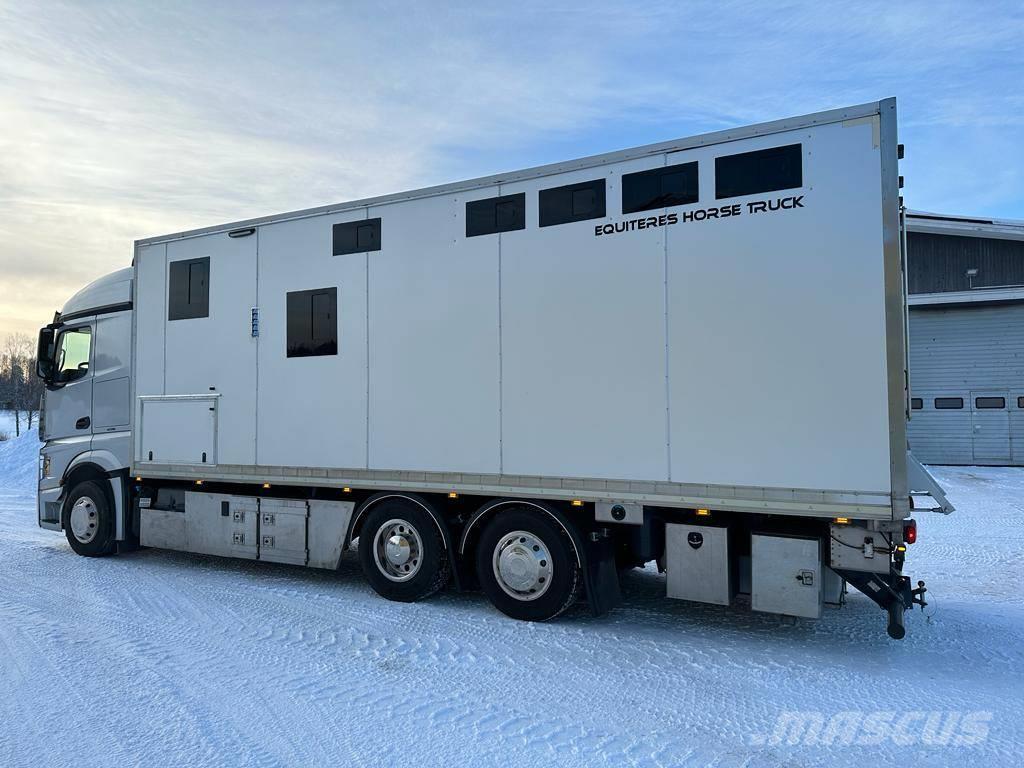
[1,0,1022,339]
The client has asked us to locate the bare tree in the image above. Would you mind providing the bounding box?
[2,333,39,436]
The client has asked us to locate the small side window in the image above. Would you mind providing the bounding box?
[55,327,91,383]
[333,218,381,256]
[168,257,210,320]
[539,179,606,227]
[715,143,802,200]
[287,287,338,358]
[975,396,1006,409]
[1018,396,1024,409]
[934,397,964,410]
[466,193,526,237]
[910,398,923,410]
[622,161,698,213]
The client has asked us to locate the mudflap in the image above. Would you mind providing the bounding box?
[835,567,920,640]
[584,530,622,617]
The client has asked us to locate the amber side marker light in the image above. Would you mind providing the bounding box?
[195,480,204,486]
[571,499,584,507]
[342,487,352,493]
[262,483,271,489]
[448,492,458,499]
[834,517,850,525]
[696,508,711,517]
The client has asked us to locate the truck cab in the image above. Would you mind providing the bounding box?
[36,267,133,552]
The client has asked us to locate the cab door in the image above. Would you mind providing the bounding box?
[45,323,95,441]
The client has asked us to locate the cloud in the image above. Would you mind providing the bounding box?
[1,0,1022,337]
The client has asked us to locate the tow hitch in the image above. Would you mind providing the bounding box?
[835,569,929,640]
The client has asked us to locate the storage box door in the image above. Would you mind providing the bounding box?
[164,234,258,466]
[751,534,822,619]
[259,499,308,565]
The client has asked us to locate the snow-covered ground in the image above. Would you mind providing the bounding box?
[1,428,1021,768]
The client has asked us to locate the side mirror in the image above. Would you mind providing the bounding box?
[36,326,55,382]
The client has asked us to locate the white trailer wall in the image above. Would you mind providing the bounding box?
[133,101,903,515]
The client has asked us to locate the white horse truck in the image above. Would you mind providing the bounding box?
[35,97,950,639]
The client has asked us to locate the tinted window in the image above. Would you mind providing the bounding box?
[168,257,210,320]
[333,218,381,256]
[934,397,964,410]
[466,193,526,237]
[911,398,923,410]
[975,396,1005,409]
[1019,396,1024,409]
[287,287,337,357]
[539,179,606,227]
[55,327,91,383]
[715,143,802,200]
[622,161,698,213]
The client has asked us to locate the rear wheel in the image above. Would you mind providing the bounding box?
[63,480,116,557]
[476,508,581,622]
[358,499,450,602]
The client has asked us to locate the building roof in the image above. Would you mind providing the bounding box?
[907,210,1024,241]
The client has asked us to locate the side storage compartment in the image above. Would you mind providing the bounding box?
[137,395,218,465]
[140,507,187,550]
[665,523,732,606]
[751,534,822,619]
[259,498,308,566]
[185,492,258,559]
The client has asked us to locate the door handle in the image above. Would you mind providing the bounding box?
[75,417,91,430]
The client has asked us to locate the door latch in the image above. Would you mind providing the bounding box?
[796,570,815,586]
[75,416,91,430]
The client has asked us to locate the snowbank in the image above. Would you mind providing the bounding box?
[0,425,39,494]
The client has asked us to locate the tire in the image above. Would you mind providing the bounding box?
[63,480,116,557]
[476,508,581,622]
[357,499,450,602]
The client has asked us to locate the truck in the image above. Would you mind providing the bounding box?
[35,97,951,639]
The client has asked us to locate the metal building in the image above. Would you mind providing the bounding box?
[907,211,1024,465]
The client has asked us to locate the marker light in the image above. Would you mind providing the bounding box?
[135,476,142,482]
[342,487,352,493]
[696,508,711,517]
[896,544,907,553]
[448,492,458,499]
[195,480,203,486]
[571,499,584,507]
[263,483,271,489]
[834,517,850,525]
[903,519,917,545]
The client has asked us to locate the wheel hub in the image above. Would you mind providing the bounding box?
[373,519,422,582]
[69,496,99,544]
[493,530,553,601]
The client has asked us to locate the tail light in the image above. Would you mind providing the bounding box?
[903,519,917,545]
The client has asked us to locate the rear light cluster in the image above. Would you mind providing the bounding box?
[903,519,917,545]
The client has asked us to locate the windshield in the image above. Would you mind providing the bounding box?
[55,327,91,383]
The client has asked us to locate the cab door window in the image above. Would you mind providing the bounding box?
[55,327,91,383]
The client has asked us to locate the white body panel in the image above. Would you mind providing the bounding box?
[128,100,906,520]
[256,213,369,469]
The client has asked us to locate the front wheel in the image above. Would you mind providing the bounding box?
[476,508,581,622]
[63,480,116,557]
